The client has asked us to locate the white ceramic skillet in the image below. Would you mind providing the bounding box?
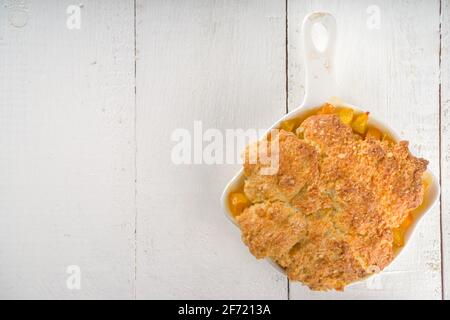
[221,12,440,286]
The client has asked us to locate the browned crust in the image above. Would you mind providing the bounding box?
[243,130,319,203]
[237,114,428,291]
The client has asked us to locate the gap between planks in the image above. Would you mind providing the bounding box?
[439,0,445,301]
[133,0,138,300]
[285,0,290,300]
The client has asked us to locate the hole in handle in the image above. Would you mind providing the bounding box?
[302,12,337,59]
[311,22,329,53]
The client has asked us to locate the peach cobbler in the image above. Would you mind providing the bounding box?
[228,103,429,291]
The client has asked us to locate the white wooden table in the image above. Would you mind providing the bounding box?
[0,0,448,299]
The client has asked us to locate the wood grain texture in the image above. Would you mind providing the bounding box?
[135,0,288,299]
[0,0,135,299]
[0,0,447,300]
[441,0,450,301]
[288,0,442,299]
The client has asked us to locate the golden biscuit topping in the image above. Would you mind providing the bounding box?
[235,112,428,291]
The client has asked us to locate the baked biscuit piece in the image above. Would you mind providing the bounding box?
[282,236,367,291]
[348,227,394,271]
[243,130,319,203]
[301,114,427,228]
[332,180,380,236]
[236,201,307,261]
[366,139,428,228]
[283,191,381,290]
[322,180,394,270]
[300,114,358,154]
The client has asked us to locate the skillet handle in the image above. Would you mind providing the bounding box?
[301,12,337,107]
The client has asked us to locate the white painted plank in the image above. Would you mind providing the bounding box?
[0,1,135,299]
[441,0,450,301]
[288,0,442,299]
[135,0,287,299]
